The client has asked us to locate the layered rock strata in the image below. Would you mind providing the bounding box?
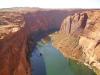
[51,10,100,75]
[0,8,81,75]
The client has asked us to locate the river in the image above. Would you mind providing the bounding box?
[30,37,96,75]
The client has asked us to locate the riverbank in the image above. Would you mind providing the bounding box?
[30,38,96,75]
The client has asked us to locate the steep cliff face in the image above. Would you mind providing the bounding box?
[0,12,30,75]
[51,10,100,75]
[0,8,82,75]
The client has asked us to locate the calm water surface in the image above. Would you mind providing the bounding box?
[30,40,96,75]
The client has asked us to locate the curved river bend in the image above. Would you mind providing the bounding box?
[30,38,96,75]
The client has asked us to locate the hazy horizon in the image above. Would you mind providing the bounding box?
[0,0,100,9]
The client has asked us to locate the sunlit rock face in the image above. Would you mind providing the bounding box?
[0,12,30,75]
[51,10,100,75]
[0,8,82,75]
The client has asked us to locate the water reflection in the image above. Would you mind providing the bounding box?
[30,36,96,75]
[30,49,46,75]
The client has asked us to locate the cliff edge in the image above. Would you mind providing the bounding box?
[51,10,100,75]
[0,8,81,75]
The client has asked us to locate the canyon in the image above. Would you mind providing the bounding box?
[0,8,83,75]
[51,10,100,75]
[0,8,100,75]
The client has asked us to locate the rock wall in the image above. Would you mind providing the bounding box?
[0,8,81,75]
[51,10,100,75]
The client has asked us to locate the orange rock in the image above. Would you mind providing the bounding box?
[51,10,100,74]
[0,8,82,75]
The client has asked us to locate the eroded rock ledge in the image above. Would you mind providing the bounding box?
[51,10,100,75]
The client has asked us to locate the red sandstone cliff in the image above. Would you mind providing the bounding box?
[51,10,100,75]
[0,8,82,75]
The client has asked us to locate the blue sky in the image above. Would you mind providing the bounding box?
[0,0,100,8]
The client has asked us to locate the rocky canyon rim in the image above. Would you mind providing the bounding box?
[0,8,100,75]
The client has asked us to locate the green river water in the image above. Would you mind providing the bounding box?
[31,39,96,75]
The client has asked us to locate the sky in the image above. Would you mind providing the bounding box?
[0,0,100,9]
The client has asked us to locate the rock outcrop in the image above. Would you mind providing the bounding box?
[0,8,82,75]
[51,10,100,75]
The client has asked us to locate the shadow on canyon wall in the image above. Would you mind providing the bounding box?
[0,8,85,75]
